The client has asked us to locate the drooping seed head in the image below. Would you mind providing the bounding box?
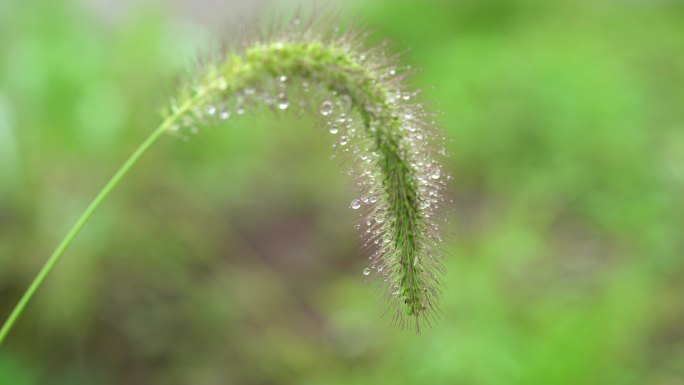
[163,12,450,332]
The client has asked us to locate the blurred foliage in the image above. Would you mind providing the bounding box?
[1,0,684,384]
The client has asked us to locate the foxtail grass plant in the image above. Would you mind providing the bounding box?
[0,13,449,342]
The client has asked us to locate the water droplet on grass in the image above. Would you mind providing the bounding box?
[277,93,289,110]
[320,101,333,116]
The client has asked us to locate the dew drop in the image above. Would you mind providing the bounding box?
[278,75,288,83]
[375,214,385,223]
[363,268,371,276]
[329,125,339,134]
[430,169,441,180]
[351,199,361,210]
[206,105,217,116]
[277,93,289,110]
[320,101,333,116]
[220,111,231,120]
[340,135,348,146]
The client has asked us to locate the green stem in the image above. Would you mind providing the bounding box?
[0,107,186,346]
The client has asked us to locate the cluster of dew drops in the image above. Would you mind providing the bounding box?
[315,81,450,292]
[348,90,450,300]
[168,73,297,135]
[167,54,450,296]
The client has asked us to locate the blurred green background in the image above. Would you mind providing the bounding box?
[1,0,684,384]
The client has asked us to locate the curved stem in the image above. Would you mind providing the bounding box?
[0,109,184,346]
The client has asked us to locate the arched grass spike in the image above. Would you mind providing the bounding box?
[168,17,450,331]
[0,14,449,345]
